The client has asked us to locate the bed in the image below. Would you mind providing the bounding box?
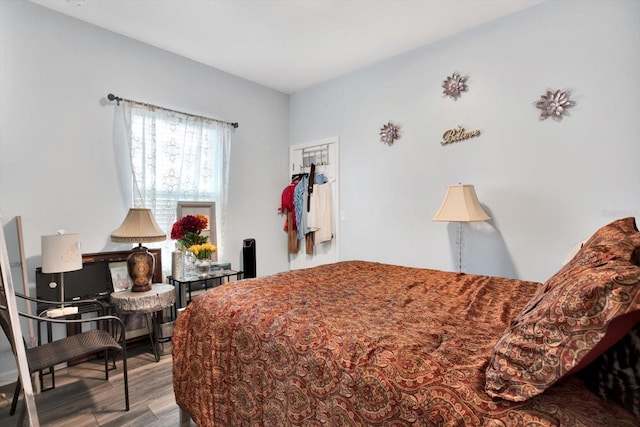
[173,217,640,426]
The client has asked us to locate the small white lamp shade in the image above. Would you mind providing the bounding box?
[432,184,490,222]
[41,234,82,274]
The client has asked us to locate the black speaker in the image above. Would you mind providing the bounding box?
[242,238,256,278]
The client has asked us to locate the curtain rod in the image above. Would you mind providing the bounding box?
[106,93,239,129]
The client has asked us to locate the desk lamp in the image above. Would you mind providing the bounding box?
[41,233,82,316]
[432,184,490,273]
[111,208,166,292]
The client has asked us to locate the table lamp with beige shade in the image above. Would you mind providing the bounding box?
[111,208,166,292]
[432,184,490,273]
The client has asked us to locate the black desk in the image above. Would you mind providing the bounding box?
[167,270,243,309]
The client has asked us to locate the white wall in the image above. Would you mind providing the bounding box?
[0,0,289,384]
[1,0,639,387]
[290,0,640,282]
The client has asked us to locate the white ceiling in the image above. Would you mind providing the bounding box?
[31,0,546,94]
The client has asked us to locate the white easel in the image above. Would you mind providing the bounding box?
[16,217,36,349]
[0,217,39,426]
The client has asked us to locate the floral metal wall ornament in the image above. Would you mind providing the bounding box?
[380,121,402,145]
[535,89,576,121]
[442,72,468,99]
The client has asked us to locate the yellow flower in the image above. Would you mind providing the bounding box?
[188,242,218,260]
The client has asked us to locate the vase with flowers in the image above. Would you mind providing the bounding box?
[171,214,211,278]
[171,214,209,249]
[189,242,218,277]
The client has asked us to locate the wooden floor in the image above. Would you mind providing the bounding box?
[0,343,194,427]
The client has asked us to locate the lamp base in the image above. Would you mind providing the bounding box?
[127,246,155,292]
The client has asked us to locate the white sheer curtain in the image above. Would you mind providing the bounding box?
[119,101,232,274]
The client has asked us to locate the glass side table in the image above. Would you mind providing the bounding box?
[167,269,243,309]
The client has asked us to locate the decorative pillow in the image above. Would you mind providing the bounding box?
[562,239,586,265]
[578,322,640,420]
[485,217,640,401]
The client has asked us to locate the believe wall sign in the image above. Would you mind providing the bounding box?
[441,126,481,145]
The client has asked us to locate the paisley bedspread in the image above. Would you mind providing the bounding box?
[172,261,637,426]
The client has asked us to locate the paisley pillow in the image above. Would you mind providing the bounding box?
[485,217,640,401]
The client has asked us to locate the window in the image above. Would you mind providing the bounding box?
[120,101,232,272]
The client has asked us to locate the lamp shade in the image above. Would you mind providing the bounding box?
[432,184,491,222]
[41,233,82,273]
[111,208,166,243]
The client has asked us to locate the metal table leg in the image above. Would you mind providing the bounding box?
[144,312,160,362]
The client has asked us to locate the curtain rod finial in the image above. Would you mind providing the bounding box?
[107,93,122,105]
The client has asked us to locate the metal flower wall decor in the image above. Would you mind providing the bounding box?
[380,121,402,145]
[535,89,576,121]
[442,72,468,99]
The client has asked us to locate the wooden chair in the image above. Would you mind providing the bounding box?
[0,291,129,417]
